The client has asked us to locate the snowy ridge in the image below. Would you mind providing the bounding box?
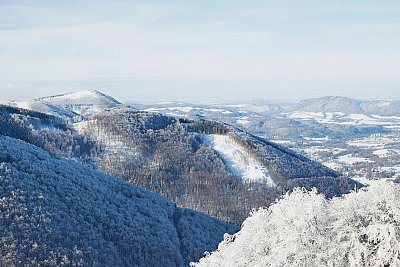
[203,134,275,186]
[37,90,120,106]
[8,99,78,118]
[36,90,121,117]
[8,90,122,118]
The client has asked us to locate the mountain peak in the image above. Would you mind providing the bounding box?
[8,90,123,118]
[37,90,121,105]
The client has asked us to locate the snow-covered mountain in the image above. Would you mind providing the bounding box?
[1,91,358,223]
[8,90,122,118]
[78,107,358,222]
[292,96,400,116]
[195,181,400,267]
[0,136,237,266]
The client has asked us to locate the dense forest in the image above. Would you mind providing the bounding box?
[80,108,358,223]
[0,104,358,223]
[0,136,237,266]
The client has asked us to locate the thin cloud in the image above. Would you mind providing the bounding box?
[0,0,399,100]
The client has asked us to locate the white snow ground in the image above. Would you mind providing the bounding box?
[287,111,400,126]
[203,134,275,186]
[337,154,374,164]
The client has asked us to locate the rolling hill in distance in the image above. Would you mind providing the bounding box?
[138,95,400,182]
[291,96,400,116]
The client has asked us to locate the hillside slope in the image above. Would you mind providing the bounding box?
[0,136,237,266]
[77,107,356,222]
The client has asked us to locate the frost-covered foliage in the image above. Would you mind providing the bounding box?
[195,181,400,267]
[80,108,281,223]
[1,92,357,224]
[77,108,357,223]
[0,105,100,164]
[231,129,340,181]
[0,136,237,266]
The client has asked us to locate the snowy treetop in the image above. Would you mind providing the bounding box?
[195,181,400,267]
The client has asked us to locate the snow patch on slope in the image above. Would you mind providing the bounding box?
[203,134,275,186]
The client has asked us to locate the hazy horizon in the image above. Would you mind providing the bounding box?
[1,1,399,102]
[2,83,400,104]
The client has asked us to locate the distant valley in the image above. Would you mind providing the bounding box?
[136,96,400,183]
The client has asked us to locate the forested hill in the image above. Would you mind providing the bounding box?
[77,107,357,222]
[0,91,359,223]
[0,136,237,266]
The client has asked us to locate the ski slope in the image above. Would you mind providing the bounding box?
[203,134,275,187]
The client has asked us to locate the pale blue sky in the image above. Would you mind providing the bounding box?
[1,0,399,102]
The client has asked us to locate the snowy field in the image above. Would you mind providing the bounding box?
[337,154,374,164]
[287,111,400,127]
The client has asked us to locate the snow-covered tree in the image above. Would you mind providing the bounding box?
[195,181,400,267]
